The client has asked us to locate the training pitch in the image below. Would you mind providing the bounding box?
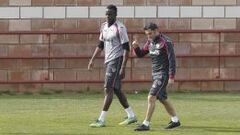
[0,92,239,135]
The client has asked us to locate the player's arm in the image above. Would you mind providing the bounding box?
[166,41,176,84]
[119,42,130,79]
[88,41,104,70]
[132,39,149,58]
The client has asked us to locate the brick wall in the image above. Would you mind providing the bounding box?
[0,0,240,93]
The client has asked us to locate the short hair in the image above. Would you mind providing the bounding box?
[106,4,117,13]
[144,22,158,30]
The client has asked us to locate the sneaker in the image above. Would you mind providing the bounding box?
[119,117,137,125]
[89,119,105,128]
[165,121,181,129]
[134,124,150,131]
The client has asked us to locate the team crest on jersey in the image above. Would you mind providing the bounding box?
[149,50,160,55]
[149,42,164,55]
[156,43,164,49]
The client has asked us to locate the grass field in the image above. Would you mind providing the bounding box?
[0,92,240,135]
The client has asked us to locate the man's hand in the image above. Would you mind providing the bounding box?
[168,74,175,86]
[168,78,174,84]
[88,60,94,70]
[132,35,139,48]
[119,68,125,79]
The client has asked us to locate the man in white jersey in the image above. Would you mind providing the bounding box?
[88,4,137,127]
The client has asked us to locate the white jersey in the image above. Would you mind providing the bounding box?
[99,20,129,63]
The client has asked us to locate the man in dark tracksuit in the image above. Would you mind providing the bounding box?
[133,23,180,131]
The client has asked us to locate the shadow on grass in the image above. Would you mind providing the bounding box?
[181,125,240,133]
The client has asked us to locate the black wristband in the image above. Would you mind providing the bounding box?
[122,42,130,51]
[98,41,104,50]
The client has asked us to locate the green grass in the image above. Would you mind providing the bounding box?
[0,92,240,135]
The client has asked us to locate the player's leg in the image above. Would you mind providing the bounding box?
[145,95,157,122]
[135,79,161,131]
[160,99,180,129]
[158,76,180,129]
[102,87,114,111]
[115,89,137,125]
[89,87,114,128]
[90,60,116,128]
[113,57,137,125]
[160,99,176,118]
[114,86,137,125]
[161,99,181,129]
[113,57,129,109]
[114,88,129,109]
[101,72,115,111]
[134,96,157,131]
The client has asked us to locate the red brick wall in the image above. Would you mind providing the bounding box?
[1,32,240,92]
[0,0,240,93]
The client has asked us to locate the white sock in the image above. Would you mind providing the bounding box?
[143,120,150,126]
[98,111,107,122]
[125,107,135,118]
[171,116,179,123]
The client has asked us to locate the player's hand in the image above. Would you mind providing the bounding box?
[132,35,139,48]
[168,78,174,85]
[168,78,174,87]
[119,68,125,79]
[168,74,175,86]
[88,60,94,70]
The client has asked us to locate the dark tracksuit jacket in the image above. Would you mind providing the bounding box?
[134,34,176,80]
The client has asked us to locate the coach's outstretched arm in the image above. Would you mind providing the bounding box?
[88,41,104,70]
[132,38,149,58]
